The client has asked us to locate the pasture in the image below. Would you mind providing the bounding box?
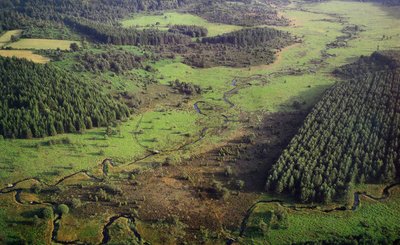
[0,30,22,47]
[0,50,50,63]
[5,38,80,50]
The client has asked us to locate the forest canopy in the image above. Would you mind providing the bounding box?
[265,52,400,203]
[0,57,129,139]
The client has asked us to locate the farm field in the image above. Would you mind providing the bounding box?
[0,0,400,244]
[5,38,79,50]
[0,50,50,63]
[0,29,22,47]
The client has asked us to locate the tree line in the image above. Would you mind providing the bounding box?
[189,0,289,27]
[168,25,208,38]
[151,27,295,68]
[202,27,292,47]
[64,17,191,46]
[0,0,197,28]
[265,52,400,203]
[0,57,130,139]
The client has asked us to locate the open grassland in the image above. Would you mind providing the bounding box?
[121,12,242,36]
[308,1,400,65]
[0,193,52,244]
[0,109,202,187]
[155,59,240,102]
[135,110,201,151]
[0,30,22,47]
[230,1,400,112]
[154,9,344,112]
[0,50,50,63]
[57,214,108,244]
[5,38,80,50]
[243,186,400,244]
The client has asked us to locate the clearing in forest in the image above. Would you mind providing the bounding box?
[5,38,80,50]
[0,29,22,47]
[0,50,50,63]
[121,12,242,37]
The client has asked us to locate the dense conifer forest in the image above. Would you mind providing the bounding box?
[74,49,157,73]
[265,52,400,203]
[0,57,129,139]
[153,27,295,68]
[64,18,191,46]
[0,0,196,30]
[202,27,292,47]
[188,0,290,26]
[168,25,208,37]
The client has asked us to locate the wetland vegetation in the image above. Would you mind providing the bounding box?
[0,0,399,244]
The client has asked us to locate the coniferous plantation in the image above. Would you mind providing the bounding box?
[74,49,157,73]
[168,25,208,37]
[1,0,400,244]
[0,57,129,138]
[266,52,400,203]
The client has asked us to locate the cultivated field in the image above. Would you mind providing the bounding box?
[5,38,80,50]
[0,50,50,63]
[0,29,22,47]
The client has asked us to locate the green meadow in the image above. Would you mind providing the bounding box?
[0,108,202,186]
[5,38,80,50]
[0,50,50,63]
[0,29,22,47]
[231,1,400,112]
[243,188,400,244]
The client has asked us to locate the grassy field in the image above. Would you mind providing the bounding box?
[135,110,201,151]
[121,12,242,36]
[5,38,80,50]
[308,1,400,64]
[0,193,52,244]
[243,186,400,244]
[0,108,203,187]
[57,214,108,244]
[0,29,22,47]
[230,1,400,112]
[0,50,50,63]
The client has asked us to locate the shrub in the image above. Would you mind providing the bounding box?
[235,180,245,190]
[225,166,233,177]
[57,204,69,215]
[71,198,82,209]
[42,207,54,220]
[33,215,41,226]
[31,184,42,194]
